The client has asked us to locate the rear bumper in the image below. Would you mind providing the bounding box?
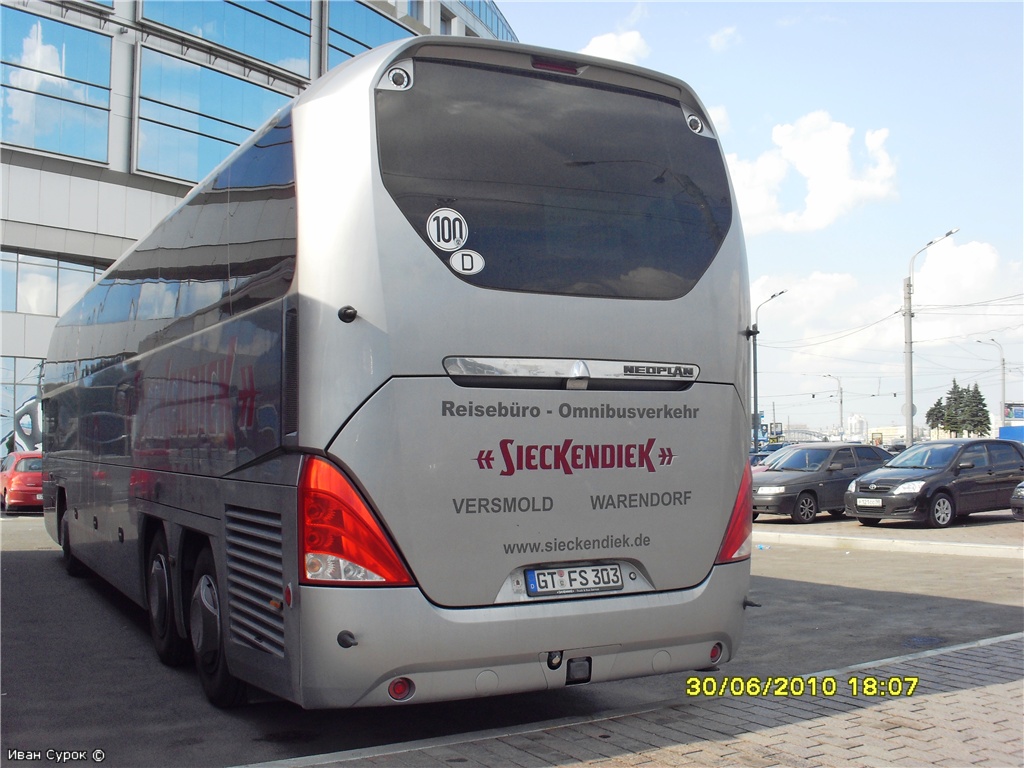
[3,488,44,510]
[291,559,750,708]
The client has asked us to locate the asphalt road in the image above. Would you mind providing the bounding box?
[1,512,1021,768]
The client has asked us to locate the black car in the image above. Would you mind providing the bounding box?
[751,443,893,524]
[845,438,1024,528]
[1010,481,1024,522]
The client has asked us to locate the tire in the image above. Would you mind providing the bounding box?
[190,546,245,708]
[927,493,955,529]
[60,514,87,577]
[147,530,190,667]
[858,517,881,527]
[1012,508,1024,522]
[791,492,818,524]
[828,510,845,518]
[752,512,759,521]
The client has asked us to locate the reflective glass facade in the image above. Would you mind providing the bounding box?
[2,355,44,450]
[141,0,313,77]
[327,0,413,68]
[1,6,111,162]
[1,251,102,317]
[459,0,516,42]
[138,48,290,181]
[1,0,516,457]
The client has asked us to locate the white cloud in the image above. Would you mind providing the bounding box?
[709,26,741,53]
[4,21,78,146]
[579,30,650,65]
[750,238,1022,427]
[727,111,896,235]
[708,106,730,134]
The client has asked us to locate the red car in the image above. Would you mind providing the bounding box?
[0,451,44,514]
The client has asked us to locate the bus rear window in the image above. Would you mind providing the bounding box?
[376,59,732,300]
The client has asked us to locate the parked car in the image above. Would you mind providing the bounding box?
[846,439,1024,528]
[751,443,893,523]
[0,451,44,514]
[1008,481,1023,521]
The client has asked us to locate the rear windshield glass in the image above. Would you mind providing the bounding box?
[376,59,732,300]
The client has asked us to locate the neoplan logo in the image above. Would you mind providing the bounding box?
[622,364,696,378]
[475,438,676,477]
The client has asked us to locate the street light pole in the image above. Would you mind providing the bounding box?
[752,289,787,448]
[903,227,959,447]
[823,374,844,440]
[977,338,1006,432]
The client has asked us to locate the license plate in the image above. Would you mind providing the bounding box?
[857,497,883,507]
[525,564,623,597]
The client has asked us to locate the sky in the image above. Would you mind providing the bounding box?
[497,1,1023,440]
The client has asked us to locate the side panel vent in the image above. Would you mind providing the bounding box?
[225,505,285,657]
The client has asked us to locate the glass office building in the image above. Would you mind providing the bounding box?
[0,0,516,453]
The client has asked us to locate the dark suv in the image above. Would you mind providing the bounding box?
[845,439,1024,528]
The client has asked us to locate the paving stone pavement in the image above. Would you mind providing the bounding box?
[257,634,1023,768]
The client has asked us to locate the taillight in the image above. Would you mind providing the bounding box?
[298,457,413,586]
[715,464,752,564]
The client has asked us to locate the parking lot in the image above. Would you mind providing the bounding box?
[1,511,1021,768]
[267,512,1024,768]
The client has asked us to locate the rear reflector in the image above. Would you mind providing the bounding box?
[298,457,413,586]
[388,677,415,701]
[715,464,752,564]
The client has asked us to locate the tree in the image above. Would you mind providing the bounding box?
[925,398,945,431]
[963,383,991,437]
[927,379,991,437]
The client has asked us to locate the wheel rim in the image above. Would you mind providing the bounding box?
[797,497,816,522]
[148,554,170,631]
[191,574,222,667]
[933,498,953,526]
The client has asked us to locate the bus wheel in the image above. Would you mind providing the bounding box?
[60,515,87,577]
[190,546,245,708]
[147,530,189,667]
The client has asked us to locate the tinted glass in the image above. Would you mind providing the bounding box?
[1,356,43,446]
[376,60,732,300]
[326,0,411,68]
[989,443,1024,468]
[833,448,855,468]
[138,48,289,182]
[854,445,887,465]
[61,110,297,350]
[960,444,988,468]
[16,457,42,472]
[1,7,111,161]
[142,0,311,77]
[889,442,958,470]
[776,448,831,471]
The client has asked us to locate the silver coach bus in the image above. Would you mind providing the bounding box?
[43,36,753,709]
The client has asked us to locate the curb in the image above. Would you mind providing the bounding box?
[751,529,1023,558]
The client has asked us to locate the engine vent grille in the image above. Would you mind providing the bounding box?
[225,505,285,657]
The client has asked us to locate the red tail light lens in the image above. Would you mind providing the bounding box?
[298,457,413,586]
[716,464,753,564]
